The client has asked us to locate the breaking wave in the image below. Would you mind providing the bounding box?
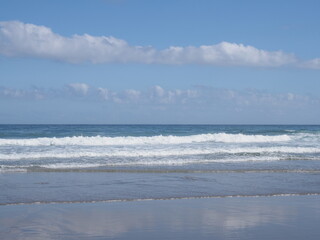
[0,146,319,160]
[0,133,294,146]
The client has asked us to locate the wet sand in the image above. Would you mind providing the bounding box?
[1,195,320,240]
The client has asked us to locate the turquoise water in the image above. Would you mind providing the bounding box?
[0,125,320,205]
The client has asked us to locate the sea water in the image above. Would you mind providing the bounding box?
[1,125,320,205]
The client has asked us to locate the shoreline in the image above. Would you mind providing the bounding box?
[1,194,320,240]
[1,192,320,206]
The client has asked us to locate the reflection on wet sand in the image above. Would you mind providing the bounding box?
[1,195,319,240]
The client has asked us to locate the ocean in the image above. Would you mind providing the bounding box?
[1,124,320,205]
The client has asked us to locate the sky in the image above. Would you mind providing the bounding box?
[0,0,320,124]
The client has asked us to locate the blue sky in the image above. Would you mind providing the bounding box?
[0,0,320,124]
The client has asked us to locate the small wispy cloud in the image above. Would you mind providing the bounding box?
[0,86,45,100]
[299,58,320,69]
[67,83,90,96]
[0,21,304,67]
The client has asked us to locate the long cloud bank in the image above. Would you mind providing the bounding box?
[1,20,316,68]
[1,84,319,109]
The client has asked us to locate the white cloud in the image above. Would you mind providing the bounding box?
[151,86,165,98]
[0,21,299,67]
[0,21,155,64]
[97,87,110,100]
[158,42,296,67]
[300,58,320,69]
[0,86,45,100]
[123,89,141,101]
[67,83,90,96]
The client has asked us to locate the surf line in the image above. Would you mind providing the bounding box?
[1,193,320,206]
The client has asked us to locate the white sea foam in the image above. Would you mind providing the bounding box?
[0,133,294,146]
[0,147,319,160]
[42,157,280,167]
[0,157,283,170]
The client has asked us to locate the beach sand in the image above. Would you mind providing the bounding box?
[1,195,320,240]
